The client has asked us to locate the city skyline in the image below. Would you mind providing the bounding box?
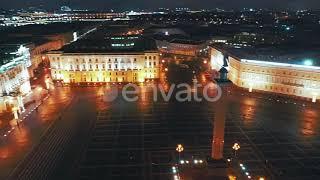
[1,0,320,10]
[1,2,320,179]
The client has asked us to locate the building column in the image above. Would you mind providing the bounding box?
[212,85,228,160]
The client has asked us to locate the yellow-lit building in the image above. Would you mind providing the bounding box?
[210,45,320,101]
[48,35,160,84]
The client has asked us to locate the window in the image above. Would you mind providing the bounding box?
[134,58,137,62]
[89,59,92,62]
[96,64,99,69]
[153,62,156,66]
[153,56,156,60]
[96,59,98,62]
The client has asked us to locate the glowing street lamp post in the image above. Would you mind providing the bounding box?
[176,144,184,161]
[232,143,240,158]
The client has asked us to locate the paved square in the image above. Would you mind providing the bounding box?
[77,89,320,180]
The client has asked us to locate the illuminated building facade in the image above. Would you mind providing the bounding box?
[210,45,320,101]
[28,36,67,77]
[0,45,32,113]
[48,35,160,84]
[156,39,205,56]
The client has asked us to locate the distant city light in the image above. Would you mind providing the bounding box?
[286,27,291,31]
[303,59,313,66]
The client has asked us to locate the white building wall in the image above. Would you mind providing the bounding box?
[210,47,320,101]
[0,46,32,113]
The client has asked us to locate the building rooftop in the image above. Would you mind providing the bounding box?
[0,45,22,66]
[46,24,157,54]
[57,35,158,54]
[0,44,30,72]
[170,39,204,45]
[213,44,320,67]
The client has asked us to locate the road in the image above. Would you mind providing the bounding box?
[0,86,73,179]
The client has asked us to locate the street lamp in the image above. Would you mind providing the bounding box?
[259,177,265,180]
[232,143,240,157]
[176,144,184,161]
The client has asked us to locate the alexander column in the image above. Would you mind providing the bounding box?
[175,66,233,179]
[212,66,230,160]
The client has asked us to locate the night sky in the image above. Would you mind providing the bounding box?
[1,0,319,10]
